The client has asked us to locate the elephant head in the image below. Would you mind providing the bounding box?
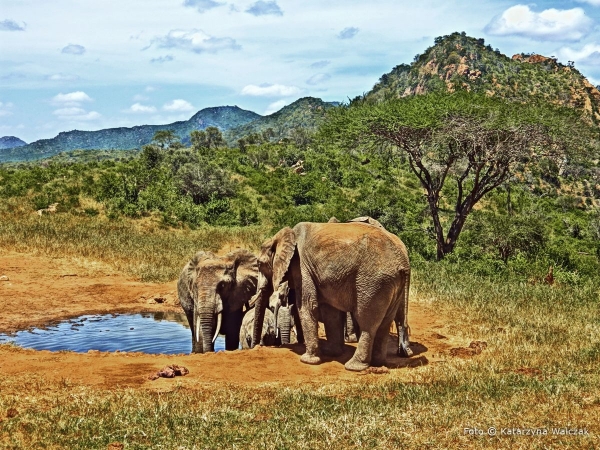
[252,227,296,348]
[178,249,258,353]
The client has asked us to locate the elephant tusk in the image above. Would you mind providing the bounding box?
[212,312,222,344]
[195,318,201,343]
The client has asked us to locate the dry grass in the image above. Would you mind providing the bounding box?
[0,201,268,282]
[0,205,599,448]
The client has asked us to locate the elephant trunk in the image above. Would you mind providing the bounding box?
[252,274,273,348]
[277,305,292,345]
[195,306,218,353]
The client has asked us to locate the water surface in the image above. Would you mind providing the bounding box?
[0,312,226,354]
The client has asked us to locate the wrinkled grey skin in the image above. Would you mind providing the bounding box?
[240,308,277,349]
[252,220,411,371]
[240,281,296,349]
[177,249,258,353]
[347,216,411,357]
[239,307,297,349]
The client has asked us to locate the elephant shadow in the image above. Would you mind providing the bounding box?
[281,334,429,370]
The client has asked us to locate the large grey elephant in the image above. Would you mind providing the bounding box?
[252,221,411,371]
[177,249,258,353]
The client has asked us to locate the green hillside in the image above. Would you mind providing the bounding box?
[225,97,338,145]
[367,32,600,124]
[1,106,260,163]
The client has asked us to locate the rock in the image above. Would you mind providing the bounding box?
[0,275,8,281]
[107,443,124,450]
[148,364,189,380]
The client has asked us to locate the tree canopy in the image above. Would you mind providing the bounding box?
[321,92,595,259]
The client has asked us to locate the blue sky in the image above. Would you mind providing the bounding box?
[3,0,600,142]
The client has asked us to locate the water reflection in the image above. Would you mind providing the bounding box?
[0,313,226,354]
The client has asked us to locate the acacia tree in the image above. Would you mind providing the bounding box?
[322,92,590,259]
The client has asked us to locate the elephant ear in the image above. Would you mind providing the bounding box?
[271,227,296,290]
[228,249,258,300]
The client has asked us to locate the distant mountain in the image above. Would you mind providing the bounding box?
[366,32,600,124]
[225,97,337,144]
[1,106,261,163]
[0,136,27,150]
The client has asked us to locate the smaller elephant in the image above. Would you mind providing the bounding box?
[240,308,277,349]
[240,282,297,348]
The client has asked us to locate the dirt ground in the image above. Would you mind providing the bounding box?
[0,251,462,391]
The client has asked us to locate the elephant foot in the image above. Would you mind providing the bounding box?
[300,353,322,365]
[371,358,387,368]
[398,343,413,358]
[344,356,370,372]
[345,334,358,343]
[321,341,344,357]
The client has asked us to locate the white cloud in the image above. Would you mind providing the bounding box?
[241,83,302,97]
[53,107,101,121]
[0,101,14,117]
[150,55,174,63]
[306,73,331,85]
[46,73,79,81]
[246,1,283,16]
[127,103,157,113]
[133,94,149,102]
[577,0,600,6]
[151,29,240,53]
[485,5,592,41]
[338,27,359,40]
[310,60,330,69]
[183,0,225,13]
[52,91,92,104]
[0,19,26,31]
[264,100,289,115]
[61,44,86,55]
[558,43,600,65]
[163,99,194,112]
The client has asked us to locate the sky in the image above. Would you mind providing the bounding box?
[4,1,600,143]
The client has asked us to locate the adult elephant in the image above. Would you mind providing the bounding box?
[252,221,411,371]
[177,249,258,353]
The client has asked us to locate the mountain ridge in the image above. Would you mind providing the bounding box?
[0,136,27,150]
[0,98,337,163]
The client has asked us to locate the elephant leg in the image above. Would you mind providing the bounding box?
[344,328,375,372]
[288,289,304,344]
[344,312,359,343]
[224,309,243,351]
[297,279,321,365]
[320,303,345,356]
[371,306,397,367]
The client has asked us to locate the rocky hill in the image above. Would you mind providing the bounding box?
[366,32,600,124]
[0,136,26,150]
[225,97,338,144]
[1,106,261,163]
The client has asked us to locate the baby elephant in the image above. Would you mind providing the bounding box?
[240,282,296,348]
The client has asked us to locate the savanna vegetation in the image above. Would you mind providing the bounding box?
[1,86,600,447]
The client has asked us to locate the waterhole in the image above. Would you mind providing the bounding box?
[0,312,227,354]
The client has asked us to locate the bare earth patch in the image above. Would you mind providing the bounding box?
[0,251,460,391]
